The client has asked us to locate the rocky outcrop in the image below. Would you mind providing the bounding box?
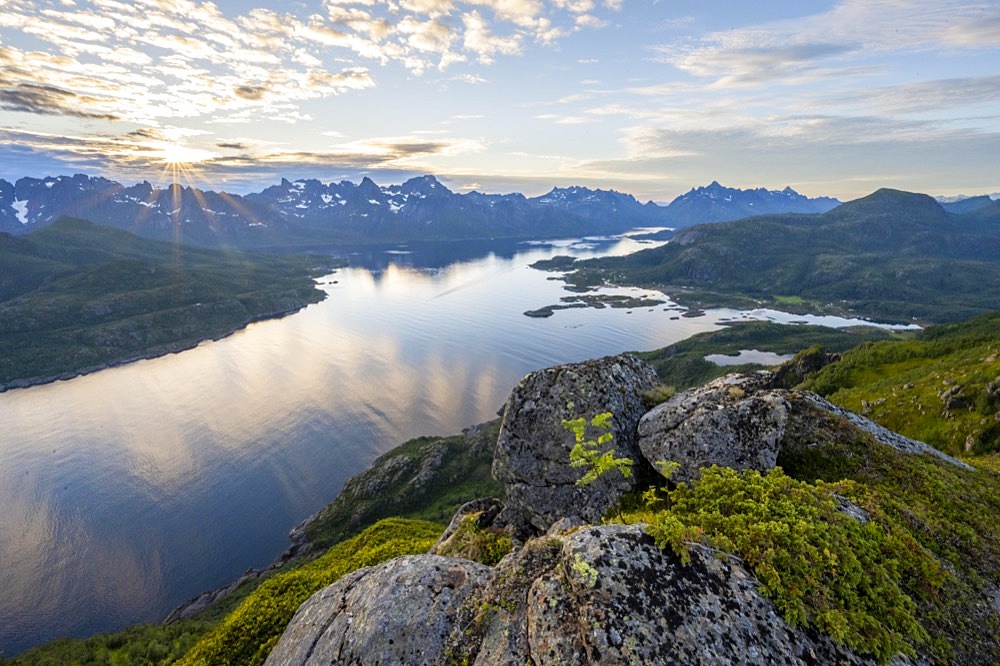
[265,362,979,666]
[635,372,971,484]
[792,392,972,470]
[638,373,789,483]
[270,525,872,666]
[265,555,492,666]
[304,421,503,550]
[492,354,659,535]
[430,497,504,557]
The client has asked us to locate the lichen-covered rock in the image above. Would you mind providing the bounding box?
[446,524,873,665]
[637,373,971,484]
[534,525,871,665]
[638,373,790,483]
[264,555,491,666]
[492,354,659,534]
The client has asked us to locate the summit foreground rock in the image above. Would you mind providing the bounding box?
[266,356,987,665]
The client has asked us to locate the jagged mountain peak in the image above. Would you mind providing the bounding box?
[399,174,449,196]
[664,182,841,226]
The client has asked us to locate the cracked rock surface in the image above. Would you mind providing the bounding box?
[270,525,872,666]
[638,373,790,483]
[491,353,659,535]
[264,555,490,666]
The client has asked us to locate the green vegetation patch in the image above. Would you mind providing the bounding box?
[434,513,513,566]
[776,400,1000,663]
[802,311,1000,455]
[306,422,503,551]
[177,518,443,666]
[0,619,212,666]
[636,321,894,391]
[628,466,939,663]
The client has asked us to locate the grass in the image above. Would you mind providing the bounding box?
[629,466,938,663]
[801,311,1000,455]
[175,519,443,666]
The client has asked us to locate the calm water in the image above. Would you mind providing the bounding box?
[0,232,882,655]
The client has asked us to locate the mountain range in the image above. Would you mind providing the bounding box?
[658,180,841,225]
[0,174,845,248]
[552,188,1000,324]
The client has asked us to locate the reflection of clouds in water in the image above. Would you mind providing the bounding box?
[0,483,163,642]
[9,234,838,653]
[705,350,795,367]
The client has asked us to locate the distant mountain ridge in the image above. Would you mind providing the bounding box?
[554,187,1000,324]
[660,180,841,226]
[0,174,841,248]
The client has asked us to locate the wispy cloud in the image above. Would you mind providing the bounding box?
[656,0,999,88]
[0,0,615,127]
[830,74,1000,114]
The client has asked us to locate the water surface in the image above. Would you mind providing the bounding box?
[0,232,874,655]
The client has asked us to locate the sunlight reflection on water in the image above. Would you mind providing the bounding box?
[0,232,881,655]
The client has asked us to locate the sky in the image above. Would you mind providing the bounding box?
[0,0,998,202]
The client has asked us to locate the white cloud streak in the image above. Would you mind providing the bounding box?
[657,0,1000,88]
[0,0,613,125]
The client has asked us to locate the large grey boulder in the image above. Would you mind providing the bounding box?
[492,354,660,534]
[638,372,972,485]
[265,555,491,666]
[515,525,871,665]
[638,373,790,484]
[269,525,876,666]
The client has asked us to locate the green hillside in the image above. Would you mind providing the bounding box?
[0,218,329,389]
[634,320,898,390]
[802,310,1000,456]
[557,189,1000,324]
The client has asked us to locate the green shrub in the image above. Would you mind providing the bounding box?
[176,518,442,666]
[629,466,940,663]
[434,513,513,566]
[640,384,676,409]
[563,412,632,486]
[0,620,211,665]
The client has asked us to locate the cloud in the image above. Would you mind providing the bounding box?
[0,0,613,129]
[663,42,857,86]
[0,78,119,120]
[462,10,522,63]
[562,114,1000,201]
[233,85,269,101]
[535,113,590,124]
[657,0,999,88]
[832,74,1000,114]
[943,13,1000,47]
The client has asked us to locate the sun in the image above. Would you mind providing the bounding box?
[153,142,215,165]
